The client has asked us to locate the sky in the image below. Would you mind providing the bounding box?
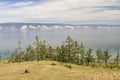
[0,0,120,25]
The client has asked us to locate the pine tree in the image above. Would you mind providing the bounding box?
[96,49,103,64]
[24,44,35,61]
[103,49,111,65]
[40,40,47,60]
[47,45,54,60]
[64,36,75,63]
[74,41,80,64]
[114,54,119,66]
[85,48,93,66]
[79,43,85,65]
[33,36,42,61]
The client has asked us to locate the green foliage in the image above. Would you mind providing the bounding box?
[6,35,119,69]
[104,63,118,70]
[114,54,119,66]
[103,49,111,65]
[96,49,103,63]
[64,36,75,63]
[90,63,98,68]
[56,44,67,62]
[51,63,56,65]
[65,64,72,68]
[85,48,94,66]
[47,45,54,59]
[24,44,35,61]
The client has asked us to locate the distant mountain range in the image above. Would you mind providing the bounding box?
[0,23,120,32]
[0,23,120,26]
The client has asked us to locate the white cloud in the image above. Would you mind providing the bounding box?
[7,1,34,7]
[0,0,119,24]
[21,25,28,31]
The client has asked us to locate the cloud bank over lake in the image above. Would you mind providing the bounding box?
[0,24,120,32]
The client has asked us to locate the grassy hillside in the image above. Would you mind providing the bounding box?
[0,60,120,80]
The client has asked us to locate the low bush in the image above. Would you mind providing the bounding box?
[65,64,72,68]
[51,63,56,65]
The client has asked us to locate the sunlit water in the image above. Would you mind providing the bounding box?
[0,24,120,57]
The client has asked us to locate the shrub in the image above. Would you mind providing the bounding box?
[51,63,56,65]
[65,64,72,68]
[91,64,97,68]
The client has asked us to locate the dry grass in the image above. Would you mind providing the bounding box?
[0,60,120,80]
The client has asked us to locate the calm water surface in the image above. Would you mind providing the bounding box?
[0,27,120,56]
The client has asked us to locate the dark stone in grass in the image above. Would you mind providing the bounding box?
[24,69,30,73]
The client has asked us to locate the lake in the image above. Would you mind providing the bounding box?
[0,23,120,57]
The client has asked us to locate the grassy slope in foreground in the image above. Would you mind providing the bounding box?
[0,61,120,80]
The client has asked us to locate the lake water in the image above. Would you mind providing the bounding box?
[0,24,120,56]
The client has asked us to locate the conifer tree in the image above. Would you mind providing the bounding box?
[103,49,111,65]
[96,49,103,63]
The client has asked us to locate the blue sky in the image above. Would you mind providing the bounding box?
[0,0,120,25]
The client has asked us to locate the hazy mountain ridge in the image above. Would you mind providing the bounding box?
[0,23,120,32]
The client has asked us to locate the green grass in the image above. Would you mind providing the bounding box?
[0,60,120,80]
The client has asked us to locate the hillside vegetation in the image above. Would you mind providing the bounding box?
[0,36,120,80]
[0,60,120,80]
[3,36,119,67]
